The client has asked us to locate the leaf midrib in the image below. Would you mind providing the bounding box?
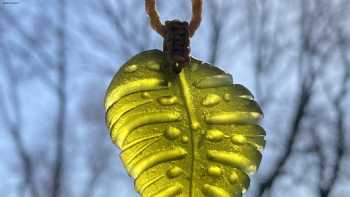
[178,69,199,197]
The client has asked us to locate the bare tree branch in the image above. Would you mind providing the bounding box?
[317,28,350,197]
[0,45,40,197]
[51,0,67,196]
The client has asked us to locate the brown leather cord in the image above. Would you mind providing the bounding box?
[145,0,203,38]
[189,0,202,37]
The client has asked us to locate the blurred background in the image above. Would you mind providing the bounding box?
[1,0,349,197]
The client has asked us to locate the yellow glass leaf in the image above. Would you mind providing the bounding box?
[105,50,266,197]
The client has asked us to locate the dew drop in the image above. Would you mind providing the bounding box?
[158,96,178,106]
[202,94,221,107]
[206,129,225,141]
[229,172,238,184]
[181,136,189,143]
[191,122,200,130]
[165,127,181,140]
[231,134,247,144]
[247,165,257,174]
[141,92,151,98]
[239,95,254,100]
[167,166,183,178]
[125,64,138,72]
[208,166,222,177]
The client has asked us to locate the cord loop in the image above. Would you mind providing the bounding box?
[145,0,203,38]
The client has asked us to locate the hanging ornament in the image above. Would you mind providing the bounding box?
[104,0,266,196]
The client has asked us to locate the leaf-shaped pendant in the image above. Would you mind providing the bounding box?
[105,50,265,197]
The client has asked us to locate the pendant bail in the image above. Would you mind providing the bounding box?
[163,20,191,74]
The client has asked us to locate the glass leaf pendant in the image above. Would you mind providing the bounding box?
[104,49,266,197]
